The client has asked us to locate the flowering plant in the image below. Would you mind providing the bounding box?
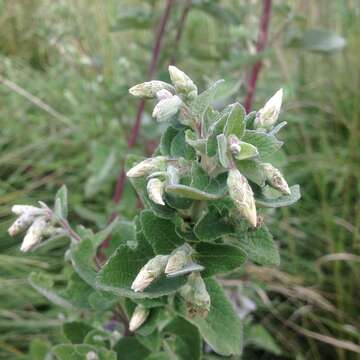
[9,66,300,359]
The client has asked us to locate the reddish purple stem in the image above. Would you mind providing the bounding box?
[244,0,272,113]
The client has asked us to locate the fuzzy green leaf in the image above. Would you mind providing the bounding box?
[163,317,202,360]
[194,207,235,241]
[160,126,179,156]
[194,242,247,277]
[236,226,280,266]
[63,321,93,344]
[140,210,183,254]
[190,79,225,120]
[236,160,266,186]
[51,344,116,360]
[171,129,196,160]
[242,130,283,158]
[114,337,150,360]
[234,141,259,160]
[224,102,246,139]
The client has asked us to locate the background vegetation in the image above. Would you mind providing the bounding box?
[0,0,359,359]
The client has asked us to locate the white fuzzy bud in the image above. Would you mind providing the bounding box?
[8,212,35,236]
[131,255,169,292]
[168,65,198,98]
[180,273,210,318]
[86,352,98,360]
[227,168,257,227]
[126,156,167,178]
[262,163,291,195]
[165,244,192,274]
[228,135,242,155]
[254,88,283,130]
[129,81,175,98]
[11,205,45,217]
[129,305,149,332]
[152,95,182,122]
[20,216,48,252]
[156,89,173,100]
[147,178,165,206]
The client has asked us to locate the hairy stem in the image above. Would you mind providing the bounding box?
[244,0,272,113]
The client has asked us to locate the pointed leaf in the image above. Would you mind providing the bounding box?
[224,102,246,139]
[242,130,283,158]
[256,184,301,208]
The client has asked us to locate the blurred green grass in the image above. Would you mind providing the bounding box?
[0,0,359,359]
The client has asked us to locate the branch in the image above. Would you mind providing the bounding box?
[244,0,272,113]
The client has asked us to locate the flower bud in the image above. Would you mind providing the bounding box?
[86,352,98,360]
[165,244,192,274]
[254,88,283,130]
[168,66,198,98]
[147,178,165,206]
[156,89,173,100]
[131,255,169,292]
[20,216,48,252]
[126,156,167,178]
[152,95,182,122]
[8,212,34,236]
[262,163,291,195]
[129,305,149,332]
[228,135,241,155]
[11,205,44,217]
[180,273,210,318]
[227,168,257,227]
[129,80,174,98]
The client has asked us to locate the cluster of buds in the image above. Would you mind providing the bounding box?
[262,163,291,195]
[179,272,210,318]
[129,66,199,125]
[254,88,283,130]
[127,157,171,207]
[227,168,257,227]
[8,204,61,252]
[131,244,201,288]
[129,304,149,332]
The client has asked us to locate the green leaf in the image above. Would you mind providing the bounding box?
[29,338,50,360]
[236,226,280,266]
[245,324,282,355]
[242,130,283,159]
[178,278,242,356]
[194,242,247,277]
[236,160,266,187]
[234,141,259,161]
[216,134,230,168]
[52,344,116,360]
[160,126,179,156]
[166,170,227,201]
[64,272,94,310]
[114,337,150,360]
[194,207,235,241]
[140,210,183,254]
[185,129,207,153]
[163,317,202,360]
[170,129,196,160]
[166,184,222,201]
[256,184,301,208]
[190,80,225,120]
[84,329,111,348]
[63,321,93,344]
[54,185,68,219]
[206,106,232,156]
[301,28,346,53]
[224,102,245,139]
